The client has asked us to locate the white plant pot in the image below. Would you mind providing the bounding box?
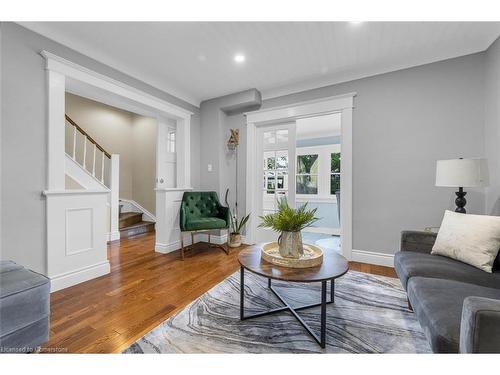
[228,233,242,248]
[278,231,304,258]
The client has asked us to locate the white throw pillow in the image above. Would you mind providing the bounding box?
[431,210,500,273]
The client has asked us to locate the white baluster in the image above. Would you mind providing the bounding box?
[72,126,77,160]
[92,143,97,177]
[83,136,87,170]
[101,152,105,183]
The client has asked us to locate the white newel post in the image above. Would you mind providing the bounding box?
[109,154,120,241]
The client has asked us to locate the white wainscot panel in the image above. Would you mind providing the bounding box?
[45,191,110,292]
[66,208,93,255]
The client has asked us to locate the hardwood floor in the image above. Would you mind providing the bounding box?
[43,232,396,353]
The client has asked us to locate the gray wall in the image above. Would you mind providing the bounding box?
[203,53,488,255]
[0,22,200,273]
[485,36,500,215]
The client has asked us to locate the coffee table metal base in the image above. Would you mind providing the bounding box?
[239,266,334,348]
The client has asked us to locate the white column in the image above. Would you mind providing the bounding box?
[47,70,66,190]
[109,154,120,241]
[176,115,191,188]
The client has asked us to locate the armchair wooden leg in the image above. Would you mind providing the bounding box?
[208,233,211,244]
[191,232,195,248]
[180,232,185,261]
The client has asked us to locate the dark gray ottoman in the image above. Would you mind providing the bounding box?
[0,260,50,353]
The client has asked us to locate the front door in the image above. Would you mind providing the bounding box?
[255,123,296,243]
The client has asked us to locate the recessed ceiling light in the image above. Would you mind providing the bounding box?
[234,54,246,63]
[349,21,364,26]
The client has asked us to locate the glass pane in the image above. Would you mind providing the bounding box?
[265,172,276,191]
[263,131,276,146]
[331,152,341,173]
[262,192,276,211]
[331,174,340,194]
[276,151,288,169]
[297,154,319,174]
[276,171,288,190]
[266,157,276,170]
[296,175,318,194]
[276,129,288,143]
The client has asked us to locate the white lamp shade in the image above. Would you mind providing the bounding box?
[435,158,489,188]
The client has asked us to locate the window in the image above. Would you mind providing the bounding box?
[331,152,341,194]
[296,154,319,194]
[295,145,341,199]
[168,131,176,153]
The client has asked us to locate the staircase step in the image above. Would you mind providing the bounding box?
[119,212,143,229]
[120,221,155,239]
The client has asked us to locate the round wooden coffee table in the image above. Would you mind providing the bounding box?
[238,244,349,348]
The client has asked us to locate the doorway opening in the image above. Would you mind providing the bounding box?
[245,93,354,260]
[296,113,341,254]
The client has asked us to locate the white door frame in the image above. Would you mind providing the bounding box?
[41,51,193,290]
[245,93,355,260]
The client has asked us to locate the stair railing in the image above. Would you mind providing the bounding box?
[65,114,111,185]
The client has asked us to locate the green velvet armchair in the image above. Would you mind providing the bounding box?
[179,191,230,260]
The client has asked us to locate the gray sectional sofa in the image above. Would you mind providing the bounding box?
[394,231,500,353]
[0,260,50,353]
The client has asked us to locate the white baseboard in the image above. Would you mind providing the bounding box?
[50,260,110,292]
[303,227,340,235]
[155,233,249,254]
[351,249,394,267]
[106,231,120,242]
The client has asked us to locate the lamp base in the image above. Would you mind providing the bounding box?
[455,187,466,214]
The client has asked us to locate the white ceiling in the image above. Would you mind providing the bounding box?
[20,22,500,106]
[297,113,341,140]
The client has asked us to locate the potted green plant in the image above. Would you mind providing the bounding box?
[259,198,319,258]
[224,189,251,248]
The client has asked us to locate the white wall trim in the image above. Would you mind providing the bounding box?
[50,260,110,292]
[41,50,193,119]
[245,93,355,261]
[351,249,395,268]
[303,227,340,236]
[245,92,356,123]
[120,198,156,222]
[107,231,121,242]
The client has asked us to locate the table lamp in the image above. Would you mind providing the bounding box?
[435,158,489,213]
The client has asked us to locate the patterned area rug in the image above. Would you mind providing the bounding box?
[124,270,430,353]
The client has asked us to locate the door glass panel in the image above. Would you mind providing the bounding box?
[276,129,288,143]
[263,131,276,146]
[260,129,289,215]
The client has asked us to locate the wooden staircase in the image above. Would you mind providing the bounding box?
[119,212,155,238]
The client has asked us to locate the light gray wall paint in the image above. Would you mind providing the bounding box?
[485,36,500,215]
[206,53,487,255]
[0,22,200,273]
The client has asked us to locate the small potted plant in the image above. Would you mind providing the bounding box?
[259,198,319,258]
[225,189,251,248]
